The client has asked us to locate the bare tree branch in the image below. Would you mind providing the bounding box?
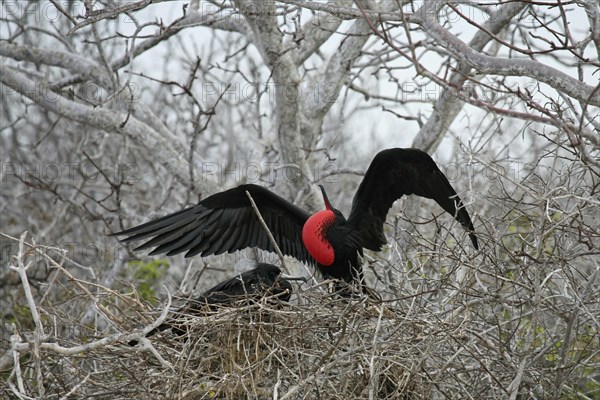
[1,65,206,190]
[0,41,111,88]
[294,0,349,64]
[416,2,600,107]
[412,2,527,152]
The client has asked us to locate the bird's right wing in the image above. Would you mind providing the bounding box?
[347,148,478,251]
[111,184,313,263]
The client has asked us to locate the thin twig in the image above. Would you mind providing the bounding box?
[245,190,290,274]
[8,232,45,398]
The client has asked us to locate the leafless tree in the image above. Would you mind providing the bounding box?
[1,0,598,398]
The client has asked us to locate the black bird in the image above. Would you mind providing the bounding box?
[131,263,303,342]
[113,148,478,284]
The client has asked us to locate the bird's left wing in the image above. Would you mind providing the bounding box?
[346,148,478,251]
[111,184,313,263]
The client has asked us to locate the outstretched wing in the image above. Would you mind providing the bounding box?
[111,184,313,263]
[347,148,478,250]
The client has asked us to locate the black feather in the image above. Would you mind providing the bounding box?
[112,184,313,263]
[129,263,298,344]
[347,148,478,250]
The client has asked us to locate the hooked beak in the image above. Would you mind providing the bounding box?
[319,185,333,211]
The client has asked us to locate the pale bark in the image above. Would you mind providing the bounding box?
[412,2,527,152]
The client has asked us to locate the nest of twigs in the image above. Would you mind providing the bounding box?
[21,289,434,399]
[122,291,432,400]
[2,232,599,399]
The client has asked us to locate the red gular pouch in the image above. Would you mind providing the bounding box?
[302,209,335,266]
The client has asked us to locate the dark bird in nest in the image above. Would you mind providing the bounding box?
[129,263,305,344]
[113,148,478,286]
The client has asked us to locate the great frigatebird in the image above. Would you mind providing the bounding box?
[130,263,303,343]
[113,148,478,284]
